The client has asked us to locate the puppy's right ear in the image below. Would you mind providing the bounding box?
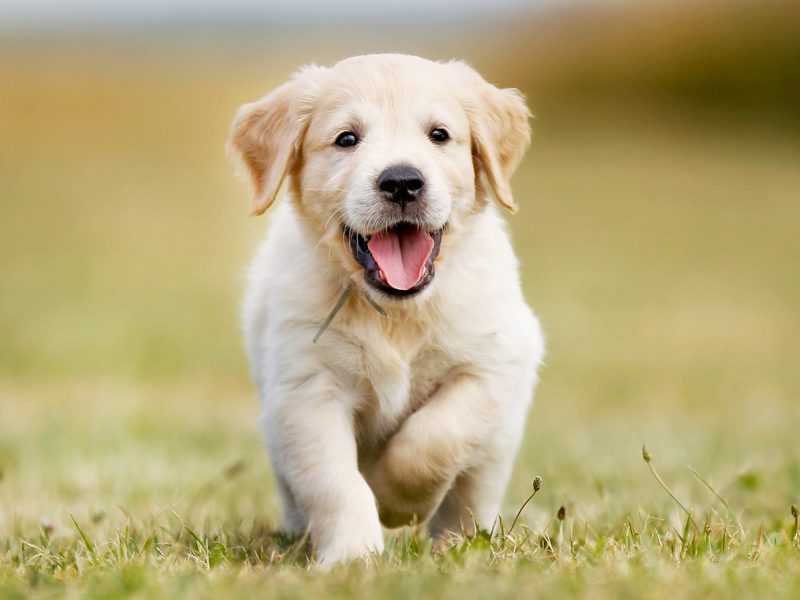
[227,67,321,216]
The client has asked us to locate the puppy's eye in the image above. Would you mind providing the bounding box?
[429,128,450,143]
[335,132,359,148]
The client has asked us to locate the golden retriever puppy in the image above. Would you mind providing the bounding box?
[228,54,544,566]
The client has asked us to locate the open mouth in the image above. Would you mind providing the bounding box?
[345,223,444,297]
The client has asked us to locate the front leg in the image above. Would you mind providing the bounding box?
[364,373,499,528]
[267,375,384,566]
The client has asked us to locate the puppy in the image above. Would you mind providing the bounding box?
[228,54,544,566]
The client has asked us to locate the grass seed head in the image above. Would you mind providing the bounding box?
[642,444,652,463]
[39,519,55,535]
[557,506,566,521]
[533,476,542,492]
[792,505,798,518]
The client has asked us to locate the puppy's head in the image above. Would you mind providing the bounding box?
[228,54,530,302]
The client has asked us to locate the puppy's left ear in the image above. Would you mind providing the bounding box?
[452,62,532,213]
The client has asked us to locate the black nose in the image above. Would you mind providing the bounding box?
[377,165,424,207]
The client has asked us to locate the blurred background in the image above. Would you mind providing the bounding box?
[1,0,798,536]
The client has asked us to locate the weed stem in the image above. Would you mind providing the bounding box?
[642,445,699,533]
[508,476,542,535]
[688,464,746,539]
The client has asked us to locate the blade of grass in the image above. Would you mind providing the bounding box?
[313,283,355,343]
[688,464,746,540]
[69,514,97,563]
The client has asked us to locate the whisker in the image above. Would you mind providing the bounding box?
[312,205,347,258]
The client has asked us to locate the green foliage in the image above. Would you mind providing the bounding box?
[2,473,800,598]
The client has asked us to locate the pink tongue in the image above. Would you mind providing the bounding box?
[367,225,434,291]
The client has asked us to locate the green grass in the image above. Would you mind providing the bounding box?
[1,37,800,598]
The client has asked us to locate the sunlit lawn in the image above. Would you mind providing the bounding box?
[1,44,799,598]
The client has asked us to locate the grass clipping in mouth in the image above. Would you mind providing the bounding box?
[313,282,386,343]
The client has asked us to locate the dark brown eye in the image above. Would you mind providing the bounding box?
[430,128,449,143]
[335,131,359,147]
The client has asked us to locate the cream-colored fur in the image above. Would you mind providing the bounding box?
[228,54,544,566]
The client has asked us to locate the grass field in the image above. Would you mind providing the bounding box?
[1,30,800,598]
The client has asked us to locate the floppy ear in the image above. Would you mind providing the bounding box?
[452,62,532,213]
[227,67,320,216]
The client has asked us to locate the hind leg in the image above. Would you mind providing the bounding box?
[427,393,531,539]
[427,443,517,538]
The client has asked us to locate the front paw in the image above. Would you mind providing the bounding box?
[364,460,443,528]
[312,480,385,567]
[315,520,384,567]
